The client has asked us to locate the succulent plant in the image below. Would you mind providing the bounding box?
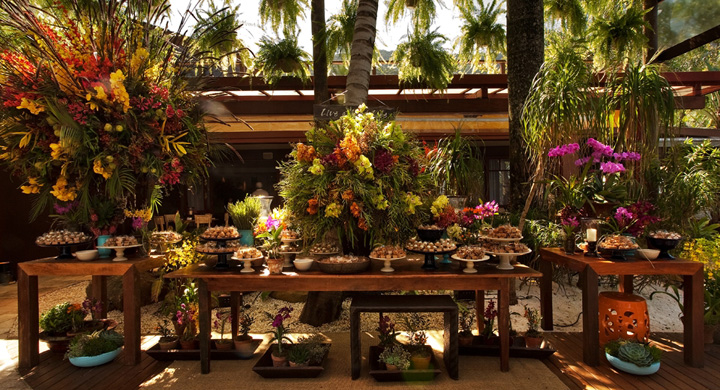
[617,342,655,367]
[378,345,411,370]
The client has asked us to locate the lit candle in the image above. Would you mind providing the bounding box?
[587,228,597,242]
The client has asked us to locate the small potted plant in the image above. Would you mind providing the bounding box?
[458,301,474,346]
[524,306,543,348]
[66,330,124,367]
[267,307,293,366]
[256,215,285,274]
[156,319,178,350]
[402,313,432,370]
[287,344,310,367]
[213,310,233,350]
[377,315,399,350]
[378,345,411,371]
[604,339,662,375]
[227,196,262,246]
[480,299,498,345]
[40,302,83,353]
[176,303,198,350]
[296,334,330,365]
[235,310,256,357]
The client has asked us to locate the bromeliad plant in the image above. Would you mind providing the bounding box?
[268,307,293,357]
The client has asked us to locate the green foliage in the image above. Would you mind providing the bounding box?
[254,35,312,85]
[66,330,124,359]
[192,0,249,71]
[226,196,262,230]
[296,334,329,365]
[392,27,456,91]
[325,0,386,71]
[681,238,720,325]
[259,0,307,32]
[587,2,648,68]
[456,0,506,72]
[544,0,587,35]
[40,302,81,335]
[378,344,411,370]
[385,0,437,30]
[605,339,660,367]
[427,129,484,198]
[287,344,310,364]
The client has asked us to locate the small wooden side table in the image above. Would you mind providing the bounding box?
[18,255,166,370]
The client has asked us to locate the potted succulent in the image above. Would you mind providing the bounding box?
[296,334,330,366]
[213,310,233,350]
[234,310,256,357]
[256,215,285,275]
[268,307,293,366]
[40,302,84,353]
[377,315,399,350]
[176,303,198,350]
[402,313,432,370]
[156,319,178,350]
[604,339,662,375]
[458,301,474,346]
[66,330,124,368]
[287,344,311,367]
[524,306,543,348]
[378,345,411,371]
[227,196,262,246]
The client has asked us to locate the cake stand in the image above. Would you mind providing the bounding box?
[369,255,406,273]
[197,236,240,270]
[406,248,456,270]
[279,250,302,267]
[96,244,142,262]
[480,235,529,270]
[451,254,490,273]
[231,255,263,273]
[38,240,94,260]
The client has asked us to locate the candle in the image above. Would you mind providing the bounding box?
[587,228,597,242]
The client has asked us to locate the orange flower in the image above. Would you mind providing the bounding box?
[333,147,348,167]
[342,190,354,202]
[350,202,362,218]
[340,134,361,162]
[296,143,316,163]
[392,155,399,164]
[358,217,368,231]
[307,198,319,215]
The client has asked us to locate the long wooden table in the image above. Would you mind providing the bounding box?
[539,247,704,367]
[165,259,541,374]
[18,255,166,370]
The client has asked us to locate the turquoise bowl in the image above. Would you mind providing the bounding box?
[606,353,660,375]
[69,348,121,368]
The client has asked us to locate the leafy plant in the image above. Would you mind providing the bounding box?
[605,339,661,367]
[544,0,586,35]
[524,306,542,338]
[456,0,506,72]
[268,307,293,356]
[254,35,312,85]
[588,2,648,68]
[238,310,255,338]
[377,315,399,347]
[457,301,474,337]
[287,344,310,365]
[427,129,484,198]
[40,302,83,335]
[392,27,456,91]
[680,238,720,325]
[295,334,329,365]
[259,0,307,32]
[213,310,232,342]
[402,313,431,357]
[227,196,262,230]
[384,0,437,30]
[65,330,124,359]
[378,344,411,370]
[192,0,250,71]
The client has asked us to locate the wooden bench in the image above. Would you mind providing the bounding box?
[349,294,459,380]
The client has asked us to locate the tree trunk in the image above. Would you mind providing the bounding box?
[506,0,544,211]
[345,0,378,106]
[299,291,344,326]
[312,0,330,106]
[643,0,658,63]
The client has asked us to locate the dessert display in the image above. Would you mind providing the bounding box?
[319,255,366,264]
[201,226,240,240]
[151,231,182,244]
[281,230,300,240]
[418,224,443,230]
[649,231,681,240]
[483,242,531,254]
[309,242,339,254]
[647,230,682,259]
[454,246,487,260]
[598,235,639,250]
[36,230,91,246]
[280,243,301,253]
[370,245,406,259]
[102,236,139,247]
[485,225,522,239]
[405,238,456,253]
[316,255,370,274]
[195,241,240,254]
[234,247,263,259]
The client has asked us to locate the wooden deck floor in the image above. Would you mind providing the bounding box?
[18,333,720,389]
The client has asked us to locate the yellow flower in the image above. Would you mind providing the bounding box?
[94,85,108,101]
[431,195,449,217]
[50,176,77,202]
[109,70,130,112]
[20,177,42,194]
[353,155,373,179]
[93,159,112,179]
[16,98,44,115]
[50,143,65,160]
[124,208,153,222]
[309,158,324,175]
[130,48,149,73]
[325,203,342,218]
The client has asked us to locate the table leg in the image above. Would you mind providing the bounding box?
[91,275,108,318]
[199,279,211,374]
[350,308,361,379]
[619,275,633,294]
[684,269,704,367]
[444,309,459,379]
[581,266,599,366]
[122,267,141,365]
[475,290,485,335]
[498,280,510,372]
[230,292,241,340]
[18,269,39,370]
[540,259,554,331]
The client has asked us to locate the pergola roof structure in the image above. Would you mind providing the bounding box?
[190,71,720,144]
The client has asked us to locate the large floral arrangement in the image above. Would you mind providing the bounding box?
[0,0,228,224]
[278,105,431,251]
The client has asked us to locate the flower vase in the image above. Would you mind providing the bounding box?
[267,258,284,275]
[238,229,254,247]
[564,236,576,255]
[271,352,288,367]
[97,235,111,258]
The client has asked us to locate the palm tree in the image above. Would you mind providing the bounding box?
[588,2,648,68]
[345,0,379,106]
[392,26,456,91]
[456,0,506,73]
[544,0,586,35]
[259,0,308,32]
[193,0,249,74]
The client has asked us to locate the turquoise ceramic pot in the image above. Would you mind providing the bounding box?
[238,229,254,247]
[97,235,111,258]
[69,348,121,367]
[606,353,660,375]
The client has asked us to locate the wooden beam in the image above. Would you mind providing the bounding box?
[652,24,720,63]
[675,95,706,110]
[677,127,720,138]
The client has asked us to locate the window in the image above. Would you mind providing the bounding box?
[487,158,510,206]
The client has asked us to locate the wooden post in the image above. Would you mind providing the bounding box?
[230,292,241,340]
[17,268,39,370]
[91,275,108,318]
[122,267,141,365]
[498,280,510,371]
[475,290,485,334]
[619,275,634,294]
[540,259,554,330]
[581,266,600,366]
[199,278,211,374]
[684,269,704,367]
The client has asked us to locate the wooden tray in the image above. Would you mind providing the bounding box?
[252,344,331,378]
[368,346,441,382]
[145,339,260,361]
[458,336,556,358]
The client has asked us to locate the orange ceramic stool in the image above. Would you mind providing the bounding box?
[598,291,650,346]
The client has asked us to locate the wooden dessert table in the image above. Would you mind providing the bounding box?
[539,247,704,367]
[17,254,167,370]
[165,259,541,375]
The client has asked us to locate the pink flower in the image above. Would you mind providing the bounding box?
[561,215,580,228]
[574,157,591,166]
[548,143,580,158]
[600,161,625,174]
[586,138,614,157]
[614,207,634,222]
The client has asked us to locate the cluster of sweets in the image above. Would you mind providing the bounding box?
[234,247,263,259]
[281,230,300,240]
[649,230,681,240]
[406,238,456,252]
[318,255,366,264]
[151,231,182,244]
[454,246,486,260]
[598,235,639,250]
[196,241,240,253]
[201,226,239,239]
[103,236,138,246]
[36,230,91,246]
[485,225,522,239]
[484,242,530,254]
[370,245,406,259]
[309,243,339,254]
[280,243,301,252]
[418,224,443,230]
